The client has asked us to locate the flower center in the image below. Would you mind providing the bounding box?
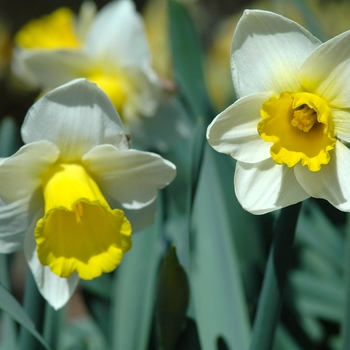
[35,163,132,280]
[291,104,317,132]
[15,8,82,49]
[258,92,336,172]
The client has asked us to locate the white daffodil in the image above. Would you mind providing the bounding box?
[12,0,163,126]
[0,79,176,309]
[207,10,350,214]
[12,0,190,151]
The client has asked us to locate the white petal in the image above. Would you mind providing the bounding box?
[82,145,176,209]
[85,0,151,68]
[21,79,129,162]
[0,197,32,253]
[207,92,272,163]
[0,141,59,202]
[294,141,350,211]
[300,30,350,108]
[23,214,79,310]
[13,49,92,90]
[231,10,320,98]
[122,201,157,233]
[332,109,350,144]
[235,159,309,214]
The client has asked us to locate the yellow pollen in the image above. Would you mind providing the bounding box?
[73,202,84,223]
[291,104,317,132]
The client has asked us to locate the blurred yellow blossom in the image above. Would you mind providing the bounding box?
[15,8,82,49]
[12,0,191,151]
[12,0,162,124]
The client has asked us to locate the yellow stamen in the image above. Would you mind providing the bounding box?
[73,202,84,223]
[291,104,317,132]
[258,92,336,172]
[35,163,132,280]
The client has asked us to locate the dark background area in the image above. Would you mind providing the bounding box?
[0,0,255,32]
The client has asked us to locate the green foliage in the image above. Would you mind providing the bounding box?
[0,279,50,349]
[168,0,213,122]
[156,245,189,350]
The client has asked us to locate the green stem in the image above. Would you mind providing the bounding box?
[43,304,64,349]
[341,213,350,350]
[19,270,46,350]
[249,202,302,350]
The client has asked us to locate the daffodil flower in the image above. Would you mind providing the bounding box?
[12,0,189,151]
[207,10,350,214]
[0,79,176,309]
[12,0,162,125]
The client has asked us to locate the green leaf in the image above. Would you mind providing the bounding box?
[341,213,350,349]
[80,274,112,301]
[188,117,206,206]
[19,271,47,350]
[250,203,302,350]
[80,273,113,340]
[156,245,190,350]
[290,270,343,322]
[291,0,326,40]
[0,314,17,350]
[0,116,20,157]
[296,201,344,271]
[60,318,107,350]
[175,318,201,350]
[190,145,250,349]
[109,199,164,350]
[298,246,341,281]
[42,304,64,349]
[0,282,50,349]
[0,255,17,349]
[168,0,212,121]
[273,325,301,350]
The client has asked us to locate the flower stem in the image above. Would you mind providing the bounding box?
[249,202,302,350]
[43,303,64,349]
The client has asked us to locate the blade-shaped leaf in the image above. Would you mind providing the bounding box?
[109,198,164,350]
[0,282,50,349]
[190,145,250,349]
[168,0,213,122]
[290,270,343,322]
